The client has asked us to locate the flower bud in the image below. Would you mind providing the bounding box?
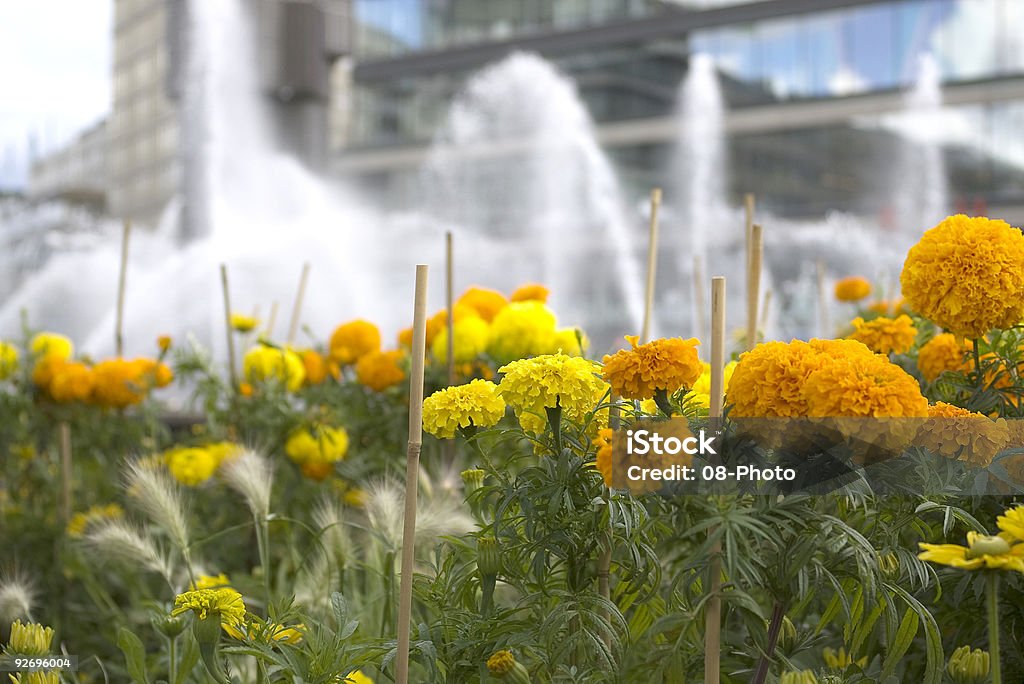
[486,650,531,684]
[461,468,485,496]
[877,551,900,578]
[477,536,501,577]
[151,612,187,639]
[7,620,53,656]
[777,615,797,652]
[947,645,989,684]
[779,671,817,684]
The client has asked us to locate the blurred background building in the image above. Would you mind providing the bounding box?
[25,0,1024,225]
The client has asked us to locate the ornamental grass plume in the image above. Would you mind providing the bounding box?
[601,335,702,402]
[329,319,381,364]
[456,286,508,322]
[83,518,174,585]
[66,503,124,538]
[355,349,406,391]
[125,461,191,562]
[0,577,35,623]
[901,214,1024,339]
[917,333,970,381]
[846,315,917,355]
[431,316,489,363]
[487,301,558,363]
[242,345,305,392]
[917,402,1009,467]
[422,379,506,439]
[219,449,274,523]
[834,276,871,302]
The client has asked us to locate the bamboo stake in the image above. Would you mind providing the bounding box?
[693,256,707,342]
[59,422,73,524]
[759,289,773,335]
[743,193,755,266]
[286,262,311,345]
[264,301,279,339]
[816,260,830,338]
[704,276,726,684]
[115,219,132,357]
[445,232,455,385]
[641,188,662,344]
[220,265,239,389]
[746,224,763,351]
[395,265,429,684]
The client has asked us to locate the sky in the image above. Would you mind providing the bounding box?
[0,2,112,190]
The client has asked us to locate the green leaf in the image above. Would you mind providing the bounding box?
[173,638,199,684]
[117,628,150,684]
[881,607,918,680]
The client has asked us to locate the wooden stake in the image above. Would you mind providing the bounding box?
[704,276,726,684]
[693,256,707,342]
[59,422,73,524]
[759,289,773,335]
[641,188,662,344]
[746,224,763,351]
[396,265,429,684]
[743,193,755,266]
[445,232,455,385]
[264,301,279,339]
[115,219,132,357]
[286,262,311,345]
[220,265,239,389]
[816,260,830,338]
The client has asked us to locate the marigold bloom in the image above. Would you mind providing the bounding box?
[804,355,927,418]
[592,428,614,487]
[550,327,588,357]
[947,645,990,684]
[499,353,607,429]
[867,298,909,316]
[422,379,506,439]
[431,316,489,363]
[997,506,1024,542]
[8,620,54,656]
[457,286,508,322]
[344,671,374,684]
[229,313,259,333]
[846,315,917,355]
[48,361,95,403]
[66,503,124,538]
[487,650,516,674]
[91,358,149,408]
[165,447,220,486]
[684,361,737,409]
[917,402,1009,467]
[0,341,18,379]
[834,276,871,302]
[822,647,867,669]
[299,349,330,385]
[487,301,558,363]
[601,335,702,400]
[918,531,1024,572]
[191,573,231,590]
[29,332,73,360]
[171,587,247,628]
[242,345,305,392]
[157,335,173,352]
[917,333,970,381]
[510,283,550,303]
[355,349,406,391]
[901,215,1024,338]
[285,425,349,466]
[329,319,381,364]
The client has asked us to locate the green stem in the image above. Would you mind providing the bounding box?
[255,515,271,613]
[973,339,983,394]
[167,636,176,684]
[653,388,674,418]
[546,404,563,454]
[988,572,1001,684]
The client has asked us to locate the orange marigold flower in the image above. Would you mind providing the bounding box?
[917,333,970,381]
[355,349,406,392]
[901,214,1024,338]
[456,286,508,323]
[601,335,702,400]
[300,349,330,385]
[329,319,381,364]
[834,276,872,302]
[846,315,917,355]
[510,283,550,303]
[918,402,1009,467]
[157,335,172,353]
[592,428,614,488]
[803,355,928,418]
[49,361,95,403]
[91,358,149,408]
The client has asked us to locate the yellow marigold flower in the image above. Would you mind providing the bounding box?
[423,379,506,439]
[48,361,94,403]
[66,503,124,538]
[834,276,872,302]
[431,316,489,363]
[487,301,558,363]
[917,402,1009,467]
[31,354,66,393]
[457,286,508,323]
[592,428,614,487]
[901,214,1024,338]
[918,530,1024,572]
[205,441,242,465]
[343,487,366,508]
[355,349,406,391]
[299,349,330,385]
[601,335,702,400]
[7,620,54,656]
[329,319,381,364]
[0,341,18,379]
[823,646,867,669]
[239,382,254,397]
[29,332,73,360]
[917,333,970,381]
[11,671,60,684]
[157,335,172,352]
[510,283,550,303]
[230,313,259,333]
[499,353,607,425]
[242,345,305,392]
[487,650,516,674]
[997,506,1024,543]
[550,327,588,357]
[191,573,231,590]
[847,315,917,355]
[804,355,928,418]
[171,587,246,628]
[285,425,349,466]
[343,671,374,684]
[683,361,737,409]
[728,339,876,417]
[165,447,220,486]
